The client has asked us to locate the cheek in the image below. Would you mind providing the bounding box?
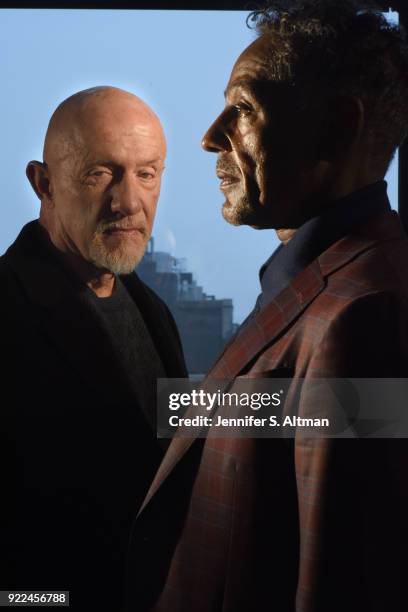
[143,184,161,217]
[146,196,159,225]
[60,195,99,237]
[239,134,263,181]
[253,149,268,191]
[54,196,78,228]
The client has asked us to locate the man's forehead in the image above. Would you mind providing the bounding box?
[225,36,274,96]
[52,123,165,172]
[224,78,256,98]
[79,138,166,165]
[76,114,166,150]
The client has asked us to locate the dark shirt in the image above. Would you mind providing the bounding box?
[85,276,166,426]
[256,180,391,310]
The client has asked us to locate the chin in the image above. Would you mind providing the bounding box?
[222,203,243,226]
[90,242,146,275]
[221,196,264,228]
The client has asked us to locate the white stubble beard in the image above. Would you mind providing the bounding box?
[88,231,149,274]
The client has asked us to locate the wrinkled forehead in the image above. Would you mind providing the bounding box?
[67,107,166,165]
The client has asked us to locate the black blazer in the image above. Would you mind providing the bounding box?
[0,221,187,612]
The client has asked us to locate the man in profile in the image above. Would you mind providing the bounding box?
[0,87,186,611]
[131,2,408,611]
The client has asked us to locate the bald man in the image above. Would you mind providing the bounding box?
[0,87,186,611]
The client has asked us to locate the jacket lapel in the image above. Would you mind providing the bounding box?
[207,261,325,379]
[139,261,325,513]
[121,272,187,379]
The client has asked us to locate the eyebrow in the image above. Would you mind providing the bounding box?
[224,78,255,98]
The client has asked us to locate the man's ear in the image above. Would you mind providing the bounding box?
[319,95,365,162]
[26,160,54,206]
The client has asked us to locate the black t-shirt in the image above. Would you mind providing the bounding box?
[85,276,166,424]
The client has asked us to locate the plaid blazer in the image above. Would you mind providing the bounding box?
[127,210,408,612]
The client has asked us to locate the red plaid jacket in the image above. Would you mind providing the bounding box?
[127,210,408,612]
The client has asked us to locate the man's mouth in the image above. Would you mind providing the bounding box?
[103,226,145,237]
[216,170,240,190]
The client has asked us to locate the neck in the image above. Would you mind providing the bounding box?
[60,250,116,297]
[276,228,297,245]
[275,174,384,245]
[85,271,116,297]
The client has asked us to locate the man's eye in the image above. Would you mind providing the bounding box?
[139,171,155,180]
[89,170,110,177]
[234,104,252,115]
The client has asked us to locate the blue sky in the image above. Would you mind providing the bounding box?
[0,9,399,322]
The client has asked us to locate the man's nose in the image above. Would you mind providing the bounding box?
[202,112,231,153]
[110,172,142,216]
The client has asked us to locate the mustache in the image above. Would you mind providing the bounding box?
[95,218,147,234]
[216,156,240,178]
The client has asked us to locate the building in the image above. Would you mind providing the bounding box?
[137,238,236,374]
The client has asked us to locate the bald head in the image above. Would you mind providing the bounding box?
[43,86,166,169]
[27,86,167,277]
